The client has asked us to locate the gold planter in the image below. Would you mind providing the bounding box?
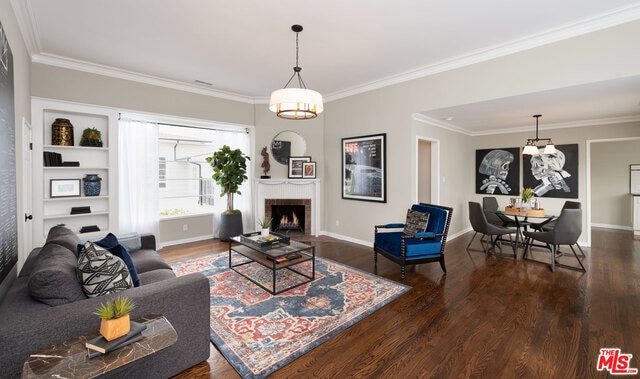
[51,118,74,146]
[99,314,130,341]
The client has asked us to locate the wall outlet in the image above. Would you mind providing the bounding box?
[182,224,188,231]
[335,220,340,226]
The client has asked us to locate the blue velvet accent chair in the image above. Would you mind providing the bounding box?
[374,203,453,280]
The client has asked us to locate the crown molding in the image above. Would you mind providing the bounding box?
[32,53,256,104]
[326,3,640,102]
[413,113,640,137]
[12,1,640,104]
[10,0,40,56]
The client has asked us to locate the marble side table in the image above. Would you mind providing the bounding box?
[22,314,177,379]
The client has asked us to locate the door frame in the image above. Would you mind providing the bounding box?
[415,136,440,204]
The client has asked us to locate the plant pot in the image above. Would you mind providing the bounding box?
[219,212,243,241]
[261,228,270,236]
[99,314,130,341]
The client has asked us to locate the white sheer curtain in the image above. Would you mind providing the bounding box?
[118,119,160,237]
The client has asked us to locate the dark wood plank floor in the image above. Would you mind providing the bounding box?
[160,228,640,378]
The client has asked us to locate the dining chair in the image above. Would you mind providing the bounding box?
[466,201,516,258]
[522,208,586,272]
[528,200,585,258]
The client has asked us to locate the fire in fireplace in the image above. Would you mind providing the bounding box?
[271,204,305,233]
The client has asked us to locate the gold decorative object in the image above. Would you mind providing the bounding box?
[51,118,74,146]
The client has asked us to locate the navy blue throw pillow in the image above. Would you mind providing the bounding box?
[95,233,141,287]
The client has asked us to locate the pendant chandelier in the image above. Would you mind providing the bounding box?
[269,25,323,120]
[522,115,556,155]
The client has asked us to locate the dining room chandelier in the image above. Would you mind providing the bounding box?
[269,24,324,120]
[522,114,556,155]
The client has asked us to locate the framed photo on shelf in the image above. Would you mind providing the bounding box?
[302,162,316,179]
[342,133,386,202]
[288,156,311,178]
[50,179,81,198]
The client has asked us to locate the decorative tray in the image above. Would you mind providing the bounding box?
[239,231,290,247]
[505,206,545,217]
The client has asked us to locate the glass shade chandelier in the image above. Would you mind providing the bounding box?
[269,25,324,120]
[523,114,556,155]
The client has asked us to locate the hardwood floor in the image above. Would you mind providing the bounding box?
[160,228,640,378]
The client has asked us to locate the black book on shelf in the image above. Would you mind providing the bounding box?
[86,321,147,356]
[62,161,80,167]
[70,206,91,215]
[80,225,100,233]
[54,152,63,166]
[43,151,53,167]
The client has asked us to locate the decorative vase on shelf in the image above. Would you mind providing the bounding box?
[51,118,74,146]
[83,174,102,196]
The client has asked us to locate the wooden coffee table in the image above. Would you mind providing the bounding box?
[229,232,315,295]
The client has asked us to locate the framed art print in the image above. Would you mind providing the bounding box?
[342,133,386,202]
[475,147,520,195]
[302,162,316,179]
[50,179,81,198]
[288,156,311,178]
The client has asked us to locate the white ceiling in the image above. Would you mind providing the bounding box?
[11,0,640,134]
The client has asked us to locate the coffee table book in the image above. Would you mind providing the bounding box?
[85,321,147,356]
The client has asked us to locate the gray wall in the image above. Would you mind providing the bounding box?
[25,18,640,248]
[591,138,640,228]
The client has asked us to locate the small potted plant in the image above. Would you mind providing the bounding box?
[94,296,135,341]
[80,127,103,147]
[521,187,534,208]
[257,216,272,236]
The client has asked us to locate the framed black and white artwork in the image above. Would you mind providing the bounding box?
[523,143,578,198]
[475,147,520,195]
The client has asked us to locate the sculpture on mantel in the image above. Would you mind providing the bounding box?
[260,146,271,179]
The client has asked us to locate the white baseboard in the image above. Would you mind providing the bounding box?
[591,223,633,231]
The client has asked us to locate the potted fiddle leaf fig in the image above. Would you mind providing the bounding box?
[94,297,135,341]
[206,145,250,241]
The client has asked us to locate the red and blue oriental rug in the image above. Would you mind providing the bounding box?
[170,251,410,378]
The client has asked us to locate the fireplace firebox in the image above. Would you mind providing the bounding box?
[265,199,311,235]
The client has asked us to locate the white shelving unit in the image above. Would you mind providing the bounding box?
[32,98,119,246]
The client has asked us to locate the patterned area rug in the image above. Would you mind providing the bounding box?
[170,251,410,378]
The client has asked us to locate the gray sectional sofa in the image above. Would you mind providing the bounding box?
[0,226,211,378]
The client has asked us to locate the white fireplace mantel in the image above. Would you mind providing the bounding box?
[256,179,321,236]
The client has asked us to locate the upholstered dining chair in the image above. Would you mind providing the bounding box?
[374,203,453,280]
[466,201,516,258]
[522,208,586,272]
[527,200,585,258]
[482,196,518,228]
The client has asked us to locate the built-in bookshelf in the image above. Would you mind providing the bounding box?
[32,98,119,246]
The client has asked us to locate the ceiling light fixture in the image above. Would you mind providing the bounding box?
[269,25,323,120]
[522,114,556,155]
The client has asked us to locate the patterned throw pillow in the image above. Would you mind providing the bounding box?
[403,209,430,236]
[77,242,133,297]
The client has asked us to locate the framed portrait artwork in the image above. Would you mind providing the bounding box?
[50,179,81,198]
[288,156,311,178]
[342,133,386,202]
[302,161,316,179]
[475,147,520,195]
[523,143,578,198]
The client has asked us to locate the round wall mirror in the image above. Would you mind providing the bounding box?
[270,130,307,165]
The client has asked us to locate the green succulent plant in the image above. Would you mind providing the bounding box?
[257,216,272,228]
[93,297,135,320]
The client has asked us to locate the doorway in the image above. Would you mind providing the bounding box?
[416,137,440,204]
